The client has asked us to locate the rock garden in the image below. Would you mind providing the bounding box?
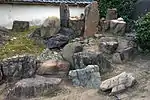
[1,0,150,100]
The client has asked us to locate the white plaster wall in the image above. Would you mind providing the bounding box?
[0,4,85,29]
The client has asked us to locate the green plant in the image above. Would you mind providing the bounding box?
[99,0,137,23]
[135,12,150,51]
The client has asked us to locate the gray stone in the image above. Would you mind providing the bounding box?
[69,65,101,89]
[40,17,60,38]
[6,76,61,99]
[112,53,123,64]
[60,3,70,28]
[69,19,84,37]
[84,1,99,37]
[110,19,126,36]
[0,26,10,46]
[106,8,118,20]
[1,54,39,82]
[100,72,136,94]
[12,21,29,32]
[37,48,63,62]
[73,51,111,73]
[99,37,118,54]
[62,42,83,68]
[119,47,136,61]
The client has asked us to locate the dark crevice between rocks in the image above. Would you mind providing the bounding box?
[0,63,7,85]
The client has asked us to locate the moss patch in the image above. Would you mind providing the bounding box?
[0,26,45,60]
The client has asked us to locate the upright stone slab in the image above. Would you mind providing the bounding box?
[60,3,70,28]
[84,1,99,37]
[106,8,118,20]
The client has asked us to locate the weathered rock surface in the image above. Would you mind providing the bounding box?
[40,17,60,38]
[110,18,126,36]
[37,48,63,62]
[60,3,70,28]
[69,65,101,89]
[84,1,99,37]
[37,60,70,77]
[6,76,61,99]
[0,26,10,46]
[106,8,118,20]
[100,72,136,94]
[99,37,118,54]
[118,47,136,61]
[12,21,29,32]
[73,51,111,73]
[1,54,39,81]
[69,19,84,37]
[62,42,83,68]
[112,53,124,64]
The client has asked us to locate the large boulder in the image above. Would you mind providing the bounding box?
[37,60,70,77]
[100,72,136,94]
[99,37,118,54]
[40,17,60,38]
[84,1,99,37]
[73,51,112,73]
[69,65,101,89]
[110,18,126,36]
[37,48,63,62]
[6,76,61,99]
[1,54,39,82]
[12,21,29,32]
[62,42,83,68]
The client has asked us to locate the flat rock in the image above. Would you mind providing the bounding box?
[100,72,136,94]
[69,65,101,89]
[6,76,61,99]
[37,60,70,77]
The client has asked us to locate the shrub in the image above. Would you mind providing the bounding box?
[135,12,150,51]
[99,0,137,22]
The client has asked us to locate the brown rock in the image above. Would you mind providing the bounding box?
[106,8,118,20]
[84,1,99,37]
[37,60,70,77]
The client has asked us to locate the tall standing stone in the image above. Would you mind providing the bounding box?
[84,1,99,37]
[60,3,70,28]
